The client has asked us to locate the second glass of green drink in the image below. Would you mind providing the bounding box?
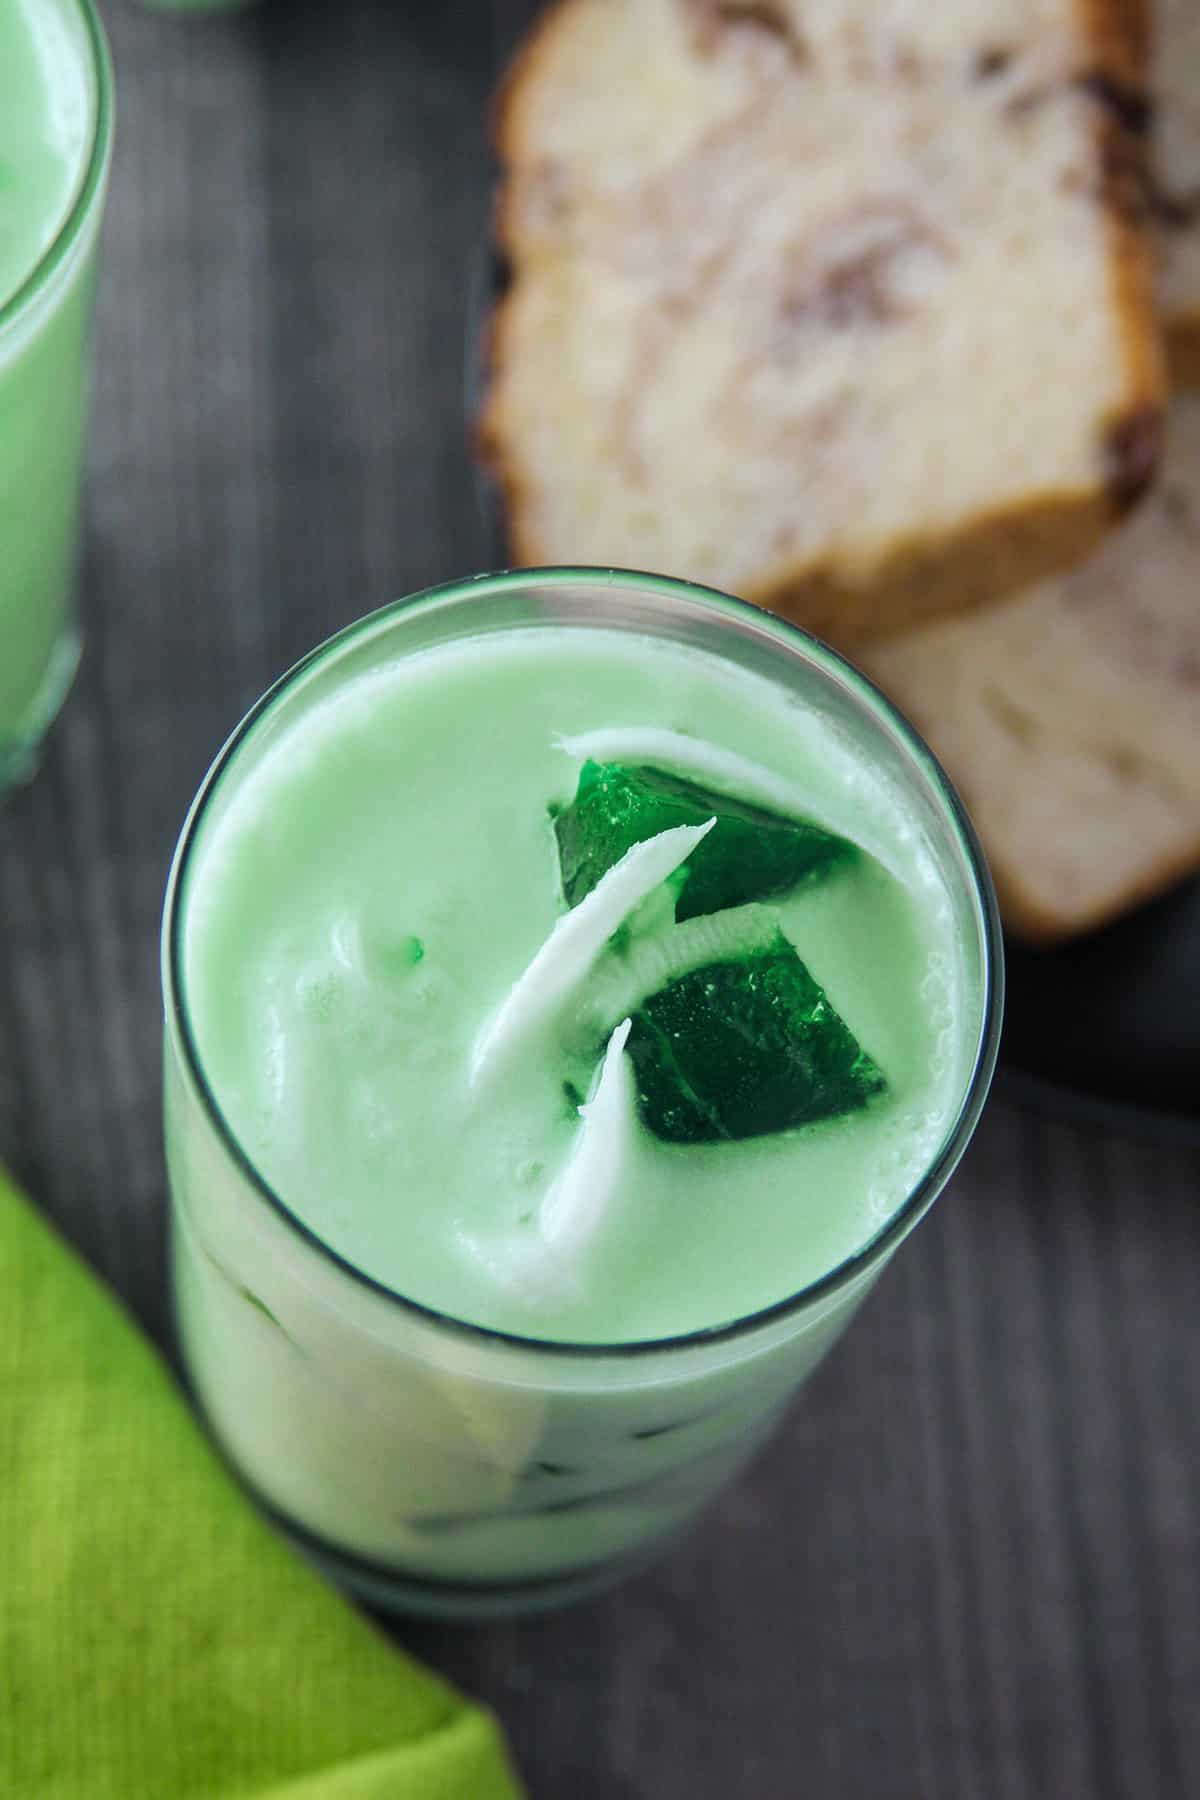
[0,0,114,791]
[163,569,1002,1617]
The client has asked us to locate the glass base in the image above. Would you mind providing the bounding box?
[177,1361,674,1620]
[279,1514,664,1622]
[0,628,81,794]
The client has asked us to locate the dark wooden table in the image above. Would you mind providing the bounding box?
[2,4,1198,1794]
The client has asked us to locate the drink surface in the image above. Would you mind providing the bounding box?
[0,0,94,312]
[183,626,973,1343]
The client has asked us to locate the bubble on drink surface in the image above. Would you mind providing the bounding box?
[294,966,342,1023]
[262,1003,292,1109]
[864,1085,960,1222]
[920,950,950,1002]
[346,1072,407,1159]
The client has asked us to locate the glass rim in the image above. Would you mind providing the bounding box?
[163,566,1005,1361]
[0,0,114,336]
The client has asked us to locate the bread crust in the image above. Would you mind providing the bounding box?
[997,842,1200,946]
[1075,0,1165,502]
[861,381,1200,946]
[478,0,1167,645]
[871,689,1200,944]
[1168,323,1200,387]
[1154,0,1200,384]
[937,724,1200,947]
[737,482,1139,646]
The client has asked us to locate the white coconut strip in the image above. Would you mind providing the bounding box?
[470,819,714,1088]
[555,728,814,820]
[585,903,781,1032]
[555,726,902,879]
[458,1021,635,1307]
[454,1223,562,1308]
[539,1018,634,1260]
[329,911,362,972]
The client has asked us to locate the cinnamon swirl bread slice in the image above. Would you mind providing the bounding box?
[862,393,1200,944]
[1159,0,1200,382]
[480,0,1164,645]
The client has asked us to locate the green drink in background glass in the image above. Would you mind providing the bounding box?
[163,570,1003,1618]
[0,0,113,790]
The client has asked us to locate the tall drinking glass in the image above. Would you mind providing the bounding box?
[163,569,1003,1618]
[0,0,114,790]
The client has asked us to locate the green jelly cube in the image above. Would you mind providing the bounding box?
[626,932,885,1143]
[554,761,853,923]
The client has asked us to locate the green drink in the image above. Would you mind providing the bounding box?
[164,570,1001,1616]
[0,0,112,788]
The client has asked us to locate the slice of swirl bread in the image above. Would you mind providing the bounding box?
[1158,0,1200,381]
[479,0,1164,645]
[862,392,1200,945]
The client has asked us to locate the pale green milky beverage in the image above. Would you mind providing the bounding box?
[164,570,1002,1617]
[0,0,112,788]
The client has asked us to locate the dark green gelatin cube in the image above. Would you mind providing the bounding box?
[554,761,852,923]
[626,932,885,1143]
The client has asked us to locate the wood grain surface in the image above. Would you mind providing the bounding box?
[0,4,1197,1795]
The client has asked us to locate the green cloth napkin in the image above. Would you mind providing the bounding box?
[0,1165,524,1800]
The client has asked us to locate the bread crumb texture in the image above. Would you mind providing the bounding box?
[862,394,1200,944]
[482,0,1164,640]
